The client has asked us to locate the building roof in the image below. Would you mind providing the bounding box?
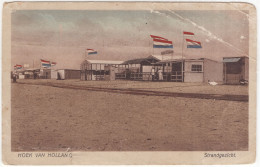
[148,54,185,61]
[86,60,124,64]
[198,58,220,63]
[155,59,184,64]
[121,54,186,65]
[223,57,241,63]
[122,58,150,65]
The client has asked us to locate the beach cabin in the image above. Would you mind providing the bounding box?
[57,69,81,80]
[223,56,249,84]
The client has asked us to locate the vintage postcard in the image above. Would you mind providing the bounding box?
[2,1,256,165]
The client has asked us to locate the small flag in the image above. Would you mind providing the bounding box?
[41,59,51,68]
[150,35,173,48]
[183,31,195,36]
[87,49,97,55]
[14,64,23,69]
[153,40,173,48]
[150,35,168,41]
[186,39,202,48]
[51,62,57,66]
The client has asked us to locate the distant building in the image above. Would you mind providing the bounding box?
[223,56,249,84]
[56,69,81,80]
[16,68,40,79]
[40,69,51,79]
[51,70,58,79]
[80,60,124,80]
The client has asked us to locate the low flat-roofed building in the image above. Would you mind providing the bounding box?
[156,58,223,83]
[80,59,124,80]
[56,69,81,80]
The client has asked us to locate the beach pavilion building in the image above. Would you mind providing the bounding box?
[79,56,223,83]
[119,55,183,80]
[155,58,223,83]
[80,59,124,81]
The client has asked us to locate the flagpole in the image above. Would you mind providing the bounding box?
[162,50,163,61]
[59,24,62,60]
[152,40,154,55]
[181,32,184,82]
[171,49,173,60]
[172,37,174,60]
[149,38,151,55]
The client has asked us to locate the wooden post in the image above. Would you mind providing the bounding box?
[224,63,227,84]
[181,33,185,82]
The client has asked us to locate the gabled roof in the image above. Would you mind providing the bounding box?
[148,54,185,61]
[122,57,161,65]
[155,59,185,64]
[85,60,124,64]
[122,58,149,65]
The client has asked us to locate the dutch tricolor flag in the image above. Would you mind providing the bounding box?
[87,49,98,55]
[51,62,57,66]
[14,64,23,69]
[41,59,51,68]
[186,39,202,48]
[150,35,173,49]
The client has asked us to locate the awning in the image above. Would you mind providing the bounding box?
[122,58,147,65]
[223,57,241,63]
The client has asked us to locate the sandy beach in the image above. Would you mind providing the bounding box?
[11,79,248,151]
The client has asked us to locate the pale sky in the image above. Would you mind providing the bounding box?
[11,10,249,69]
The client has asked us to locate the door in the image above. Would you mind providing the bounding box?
[171,62,183,82]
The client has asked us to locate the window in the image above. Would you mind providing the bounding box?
[191,64,202,72]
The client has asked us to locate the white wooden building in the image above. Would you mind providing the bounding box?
[80,60,124,80]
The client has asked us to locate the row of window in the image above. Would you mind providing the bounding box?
[81,64,203,72]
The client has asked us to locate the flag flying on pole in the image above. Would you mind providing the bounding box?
[14,64,23,70]
[87,49,97,55]
[150,35,173,48]
[183,31,195,36]
[150,35,168,41]
[51,62,57,66]
[186,39,202,48]
[41,59,51,68]
[153,39,173,48]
